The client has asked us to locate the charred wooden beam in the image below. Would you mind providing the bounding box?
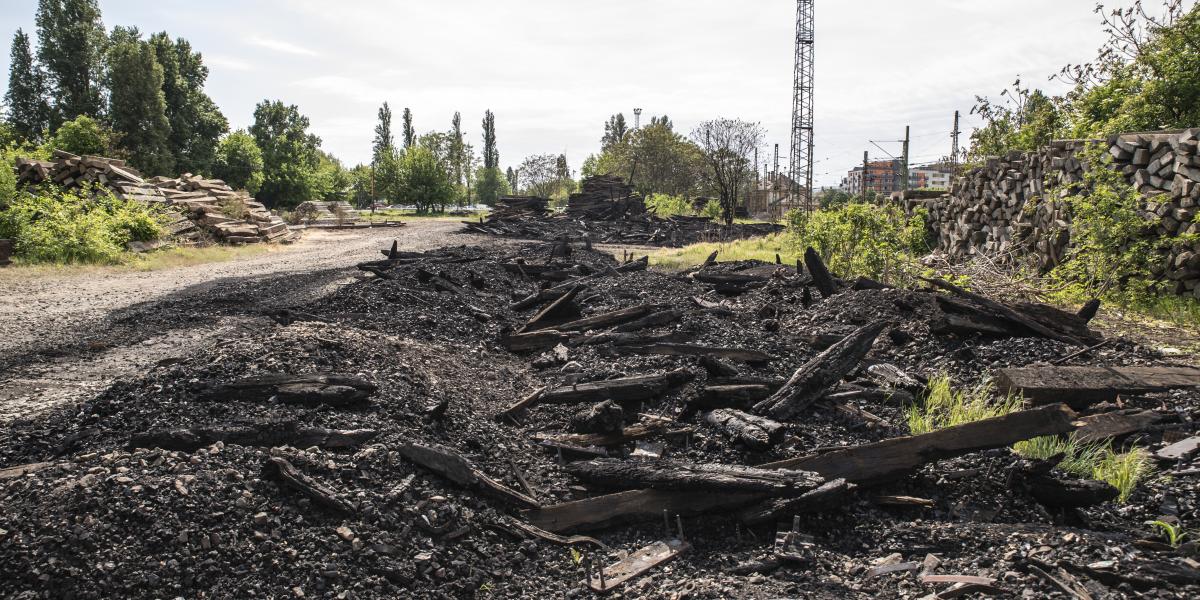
[200,373,376,406]
[1074,409,1167,444]
[263,457,354,513]
[397,442,539,508]
[737,478,855,525]
[996,365,1200,408]
[501,330,572,352]
[552,303,668,332]
[803,247,837,297]
[616,256,649,272]
[692,272,770,285]
[694,385,774,410]
[540,368,694,405]
[566,458,823,496]
[753,321,886,420]
[569,400,625,434]
[699,354,740,377]
[923,276,1088,346]
[612,309,683,333]
[522,284,585,332]
[704,408,785,450]
[760,403,1078,484]
[533,419,678,448]
[1027,476,1118,507]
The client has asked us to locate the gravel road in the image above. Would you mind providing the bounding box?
[0,221,500,422]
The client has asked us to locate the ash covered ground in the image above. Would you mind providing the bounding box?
[0,240,1197,599]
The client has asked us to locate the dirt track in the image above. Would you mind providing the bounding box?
[0,221,497,422]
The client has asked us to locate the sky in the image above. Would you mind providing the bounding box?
[1,0,1112,186]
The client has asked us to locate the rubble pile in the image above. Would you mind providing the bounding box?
[901,129,1200,297]
[463,174,783,246]
[293,201,368,227]
[13,150,297,246]
[490,195,549,220]
[1,240,1198,598]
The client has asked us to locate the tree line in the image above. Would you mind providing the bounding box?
[967,0,1200,160]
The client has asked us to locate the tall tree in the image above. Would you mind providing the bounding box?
[148,32,228,174]
[400,146,453,213]
[449,111,465,187]
[401,107,415,149]
[35,0,107,126]
[518,154,562,198]
[482,109,498,168]
[691,118,764,226]
[107,28,173,175]
[4,29,48,142]
[555,154,570,180]
[601,113,628,150]
[372,101,394,165]
[250,100,322,208]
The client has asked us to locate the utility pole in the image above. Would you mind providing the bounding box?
[772,144,780,191]
[950,110,960,179]
[900,125,910,193]
[862,151,868,199]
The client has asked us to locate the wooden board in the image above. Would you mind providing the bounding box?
[996,365,1200,407]
[1074,410,1166,444]
[586,538,689,592]
[1156,435,1200,462]
[522,489,761,532]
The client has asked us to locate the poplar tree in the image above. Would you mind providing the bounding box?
[372,101,394,164]
[401,107,415,149]
[4,29,48,142]
[107,28,173,174]
[148,32,228,174]
[35,0,108,126]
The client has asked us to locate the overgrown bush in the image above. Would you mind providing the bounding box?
[786,202,929,285]
[645,193,693,217]
[700,199,721,220]
[0,184,164,264]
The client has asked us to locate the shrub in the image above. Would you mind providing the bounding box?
[700,198,721,220]
[0,184,164,264]
[645,193,693,217]
[786,202,929,285]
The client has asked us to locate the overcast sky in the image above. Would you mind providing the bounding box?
[2,0,1112,186]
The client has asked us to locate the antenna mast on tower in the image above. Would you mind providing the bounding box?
[789,0,815,212]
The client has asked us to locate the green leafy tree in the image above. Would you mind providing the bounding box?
[516,154,560,197]
[475,166,509,207]
[46,113,113,156]
[400,145,453,213]
[348,163,374,208]
[476,109,502,204]
[107,28,173,175]
[690,118,764,226]
[401,107,415,149]
[372,101,394,165]
[212,130,264,194]
[582,117,706,198]
[374,147,403,203]
[5,29,49,143]
[449,111,465,187]
[249,100,322,208]
[314,150,351,202]
[148,32,228,174]
[601,113,628,150]
[35,0,107,126]
[969,82,1063,160]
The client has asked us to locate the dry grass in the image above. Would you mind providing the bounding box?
[0,243,277,278]
[643,234,795,270]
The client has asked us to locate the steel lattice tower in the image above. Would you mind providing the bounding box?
[789,0,815,212]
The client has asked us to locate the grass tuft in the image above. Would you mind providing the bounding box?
[1014,434,1154,503]
[905,374,1025,435]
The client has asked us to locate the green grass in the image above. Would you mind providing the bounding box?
[644,234,796,270]
[905,375,1153,503]
[905,375,1025,435]
[1013,434,1154,503]
[362,208,481,222]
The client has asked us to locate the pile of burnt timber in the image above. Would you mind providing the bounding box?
[2,237,1198,598]
[566,174,646,220]
[462,175,783,247]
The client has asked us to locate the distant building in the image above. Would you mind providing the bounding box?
[912,163,954,191]
[841,160,926,195]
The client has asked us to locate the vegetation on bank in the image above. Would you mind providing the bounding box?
[0,183,163,264]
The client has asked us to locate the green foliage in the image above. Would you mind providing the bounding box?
[314,151,351,202]
[1147,520,1188,548]
[1045,145,1173,302]
[45,114,113,156]
[400,146,454,213]
[700,199,721,220]
[250,100,322,208]
[786,202,929,285]
[107,28,173,175]
[474,166,508,206]
[645,193,693,217]
[372,102,394,166]
[401,107,415,149]
[906,375,1025,435]
[601,113,628,150]
[969,83,1064,160]
[5,29,49,143]
[212,130,264,194]
[1014,434,1154,503]
[584,119,708,198]
[0,183,163,264]
[148,32,228,174]
[35,0,108,126]
[481,110,498,169]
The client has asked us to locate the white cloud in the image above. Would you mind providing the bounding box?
[248,35,318,57]
[204,55,254,72]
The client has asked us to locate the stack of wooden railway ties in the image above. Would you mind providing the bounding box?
[14,150,295,246]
